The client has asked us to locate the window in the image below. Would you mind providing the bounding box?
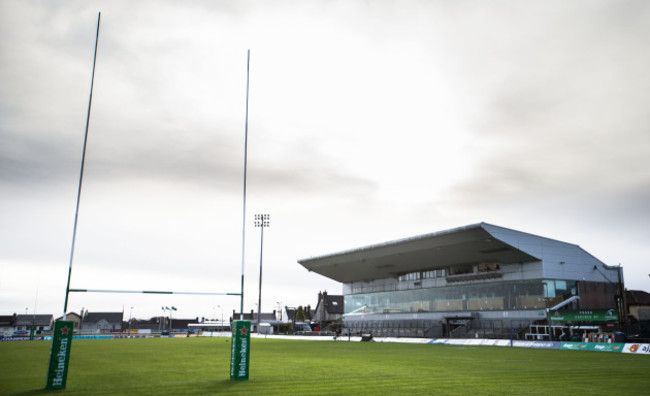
[398,271,421,281]
[478,262,500,272]
[344,279,569,315]
[448,265,473,275]
[542,280,556,298]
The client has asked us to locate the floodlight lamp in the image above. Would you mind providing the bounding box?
[254,213,270,227]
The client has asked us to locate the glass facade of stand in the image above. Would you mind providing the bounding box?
[344,279,577,315]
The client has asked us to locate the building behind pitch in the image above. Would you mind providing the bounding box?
[298,223,624,338]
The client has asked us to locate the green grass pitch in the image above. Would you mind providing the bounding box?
[1,337,648,395]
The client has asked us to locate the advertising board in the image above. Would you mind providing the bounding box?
[622,343,650,354]
[45,321,74,390]
[559,342,624,352]
[550,309,618,322]
[230,320,251,380]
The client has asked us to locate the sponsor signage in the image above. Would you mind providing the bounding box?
[512,340,560,349]
[0,336,45,342]
[230,320,251,380]
[550,309,618,322]
[623,343,650,354]
[45,321,74,390]
[559,342,624,352]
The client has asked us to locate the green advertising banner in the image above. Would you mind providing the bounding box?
[559,342,624,353]
[45,320,74,390]
[549,309,618,322]
[230,320,251,381]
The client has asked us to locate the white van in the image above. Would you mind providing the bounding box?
[258,323,273,335]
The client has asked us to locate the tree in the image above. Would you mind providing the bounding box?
[296,306,306,322]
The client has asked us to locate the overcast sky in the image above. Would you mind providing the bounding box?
[1,0,649,321]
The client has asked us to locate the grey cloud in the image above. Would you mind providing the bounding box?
[0,129,80,185]
[1,120,378,206]
[443,0,650,212]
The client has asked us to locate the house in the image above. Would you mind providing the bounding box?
[54,312,82,332]
[129,317,168,332]
[81,312,123,332]
[313,291,344,325]
[169,318,200,332]
[232,310,280,333]
[14,314,53,332]
[0,315,16,335]
[285,306,314,323]
[626,290,650,321]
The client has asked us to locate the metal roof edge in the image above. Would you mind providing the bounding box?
[298,222,486,264]
[480,223,612,266]
[480,222,581,248]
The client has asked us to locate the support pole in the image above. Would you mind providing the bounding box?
[63,11,101,320]
[257,224,263,333]
[239,49,251,320]
[254,214,269,333]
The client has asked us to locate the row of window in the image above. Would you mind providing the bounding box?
[345,279,578,315]
[398,262,502,282]
[398,268,446,281]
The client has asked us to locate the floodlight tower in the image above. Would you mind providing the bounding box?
[254,214,270,333]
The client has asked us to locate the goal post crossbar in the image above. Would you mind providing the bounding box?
[68,288,241,296]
